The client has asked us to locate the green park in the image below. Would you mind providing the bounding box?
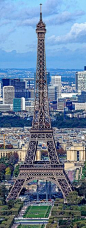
[23,205,51,218]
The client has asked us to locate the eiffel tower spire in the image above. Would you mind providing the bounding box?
[32,3,51,130]
[40,3,42,21]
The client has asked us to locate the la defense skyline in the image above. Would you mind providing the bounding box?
[7,4,72,202]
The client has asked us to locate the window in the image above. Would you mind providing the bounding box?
[77,151,79,161]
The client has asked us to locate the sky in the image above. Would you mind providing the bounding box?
[0,0,86,69]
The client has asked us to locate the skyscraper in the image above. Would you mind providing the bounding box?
[3,86,15,105]
[2,78,30,99]
[51,75,61,98]
[76,71,86,94]
[48,85,57,101]
[13,97,25,112]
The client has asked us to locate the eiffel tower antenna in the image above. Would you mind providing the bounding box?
[40,3,42,21]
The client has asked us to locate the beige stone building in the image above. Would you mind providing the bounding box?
[64,143,86,171]
[67,143,86,162]
[0,145,28,162]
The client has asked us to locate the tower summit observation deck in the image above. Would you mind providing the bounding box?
[7,5,72,202]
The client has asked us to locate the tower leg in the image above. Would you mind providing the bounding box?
[46,180,48,201]
[37,180,39,201]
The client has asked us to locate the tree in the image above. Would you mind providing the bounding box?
[73,224,77,228]
[78,181,86,198]
[67,191,81,205]
[0,172,4,181]
[5,167,11,175]
[0,185,7,205]
[0,163,6,173]
[0,163,6,181]
[82,162,86,179]
[7,199,14,209]
[0,144,4,149]
[9,152,19,165]
[8,164,14,175]
[13,165,19,177]
[76,221,86,227]
[6,144,13,149]
[5,167,11,180]
[57,148,66,155]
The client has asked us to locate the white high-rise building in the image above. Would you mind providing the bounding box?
[3,86,15,104]
[21,97,25,110]
[76,71,86,94]
[51,75,61,98]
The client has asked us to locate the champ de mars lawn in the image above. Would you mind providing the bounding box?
[23,205,51,218]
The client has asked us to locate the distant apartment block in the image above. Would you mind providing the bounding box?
[25,99,34,115]
[0,104,12,112]
[25,105,34,115]
[73,102,86,111]
[57,98,65,111]
[66,100,72,110]
[49,100,57,111]
[78,91,86,103]
[3,86,15,105]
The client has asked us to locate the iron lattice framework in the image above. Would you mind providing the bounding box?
[32,7,51,131]
[7,5,72,201]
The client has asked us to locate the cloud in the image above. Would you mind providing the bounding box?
[0,45,86,69]
[0,1,16,19]
[43,0,63,15]
[18,10,85,28]
[46,11,85,26]
[0,48,36,68]
[0,28,16,43]
[19,18,38,27]
[64,0,78,10]
[0,20,11,27]
[46,46,86,68]
[48,22,86,44]
[0,0,85,28]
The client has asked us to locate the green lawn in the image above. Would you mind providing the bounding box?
[23,205,51,218]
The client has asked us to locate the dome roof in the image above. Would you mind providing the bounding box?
[36,20,46,30]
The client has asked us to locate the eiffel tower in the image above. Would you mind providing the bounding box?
[7,4,72,201]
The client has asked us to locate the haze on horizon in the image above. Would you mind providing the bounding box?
[0,0,86,69]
